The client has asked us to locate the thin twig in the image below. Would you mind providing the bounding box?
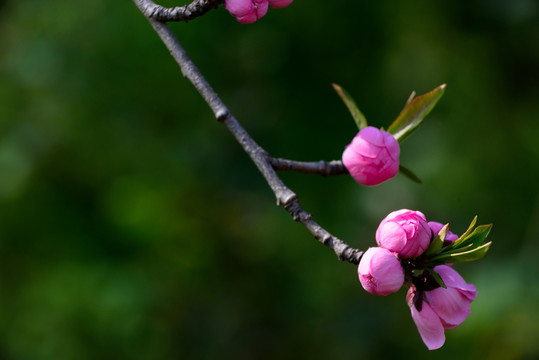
[269,158,348,176]
[131,1,364,265]
[134,0,223,22]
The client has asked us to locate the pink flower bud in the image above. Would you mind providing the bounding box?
[407,265,477,350]
[342,126,400,186]
[268,0,293,8]
[376,209,431,258]
[428,221,459,243]
[358,247,405,296]
[225,0,269,24]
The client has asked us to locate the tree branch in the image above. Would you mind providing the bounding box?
[133,0,223,22]
[269,158,348,176]
[132,2,364,265]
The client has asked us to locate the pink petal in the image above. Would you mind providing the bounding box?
[226,0,268,23]
[225,0,253,17]
[236,13,257,23]
[254,0,268,18]
[376,222,407,252]
[269,0,293,8]
[399,220,431,257]
[384,132,400,158]
[425,287,471,328]
[408,294,446,350]
[357,126,386,147]
[435,266,477,298]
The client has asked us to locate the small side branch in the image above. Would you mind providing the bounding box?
[134,0,223,22]
[270,158,348,176]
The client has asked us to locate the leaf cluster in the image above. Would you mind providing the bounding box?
[421,217,492,288]
[425,217,492,266]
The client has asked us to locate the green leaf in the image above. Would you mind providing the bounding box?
[427,268,447,288]
[432,242,474,260]
[452,222,490,250]
[470,224,492,247]
[430,241,492,264]
[332,83,368,131]
[457,224,492,250]
[442,217,477,252]
[398,164,423,184]
[452,216,478,247]
[449,241,492,263]
[387,84,446,142]
[425,223,449,255]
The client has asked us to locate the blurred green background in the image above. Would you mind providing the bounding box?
[0,0,538,358]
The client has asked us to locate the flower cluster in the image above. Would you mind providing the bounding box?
[358,209,477,350]
[225,0,293,24]
[342,126,400,186]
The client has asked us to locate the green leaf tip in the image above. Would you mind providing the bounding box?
[452,221,490,250]
[458,216,478,242]
[404,90,416,107]
[399,164,423,184]
[387,84,447,143]
[332,83,368,131]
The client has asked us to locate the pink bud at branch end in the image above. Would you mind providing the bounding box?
[342,127,400,186]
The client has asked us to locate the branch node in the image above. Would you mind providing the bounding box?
[140,0,223,22]
[216,109,230,122]
[340,248,364,264]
